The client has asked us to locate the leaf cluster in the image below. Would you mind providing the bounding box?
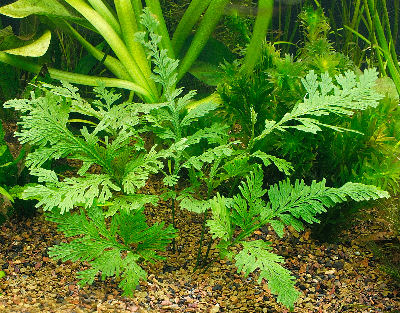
[2,7,393,311]
[206,167,389,309]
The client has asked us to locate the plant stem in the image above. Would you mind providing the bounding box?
[0,52,153,100]
[241,0,274,75]
[145,0,174,58]
[177,0,230,81]
[131,0,144,31]
[363,0,386,74]
[194,187,212,269]
[65,22,131,80]
[202,237,213,267]
[366,0,400,94]
[393,0,399,49]
[381,0,400,73]
[171,196,176,253]
[114,0,158,97]
[194,207,208,269]
[172,0,212,56]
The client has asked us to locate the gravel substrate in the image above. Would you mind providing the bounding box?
[1,197,400,313]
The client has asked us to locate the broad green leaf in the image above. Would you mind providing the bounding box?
[374,76,399,101]
[1,28,51,57]
[0,0,82,20]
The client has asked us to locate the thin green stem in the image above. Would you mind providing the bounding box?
[114,0,158,97]
[65,22,131,80]
[394,0,399,48]
[202,237,213,267]
[172,0,212,56]
[194,208,208,269]
[345,0,361,50]
[241,0,274,76]
[194,187,212,269]
[87,0,122,35]
[363,0,387,75]
[145,0,174,58]
[177,0,230,81]
[171,196,176,253]
[366,0,400,94]
[381,0,400,72]
[0,52,153,100]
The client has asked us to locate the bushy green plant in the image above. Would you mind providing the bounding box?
[4,80,178,295]
[4,8,391,311]
[218,7,399,240]
[207,167,388,309]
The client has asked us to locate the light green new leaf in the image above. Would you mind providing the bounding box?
[180,100,219,127]
[235,240,300,310]
[206,193,233,240]
[163,174,179,187]
[180,197,210,214]
[2,29,51,57]
[0,0,83,20]
[0,185,13,202]
[252,151,294,175]
[0,26,51,57]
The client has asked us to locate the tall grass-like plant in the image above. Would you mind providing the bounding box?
[0,0,274,103]
[364,0,400,94]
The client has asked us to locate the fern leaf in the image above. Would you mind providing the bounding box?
[105,194,159,217]
[207,194,233,241]
[266,178,389,228]
[48,205,174,295]
[181,101,219,127]
[119,253,147,296]
[122,147,164,194]
[24,171,120,213]
[183,143,237,171]
[251,151,294,175]
[235,240,300,310]
[179,197,210,213]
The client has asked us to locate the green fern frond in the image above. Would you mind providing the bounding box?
[253,69,384,146]
[48,205,175,295]
[251,151,294,175]
[179,197,210,214]
[118,253,147,296]
[24,170,120,213]
[181,101,220,127]
[104,194,159,217]
[235,240,300,310]
[122,147,165,194]
[266,178,390,227]
[207,193,234,241]
[183,143,237,171]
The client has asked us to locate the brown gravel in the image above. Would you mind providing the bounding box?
[1,194,400,313]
